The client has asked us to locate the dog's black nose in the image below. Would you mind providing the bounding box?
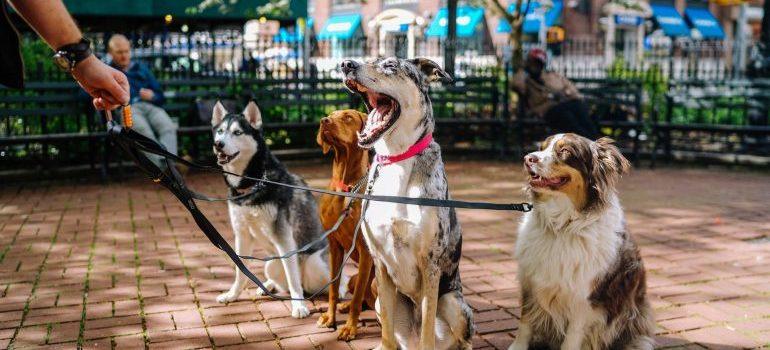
[525,154,539,164]
[214,141,225,150]
[340,60,359,74]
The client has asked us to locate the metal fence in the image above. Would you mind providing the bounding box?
[21,28,746,82]
[5,30,770,180]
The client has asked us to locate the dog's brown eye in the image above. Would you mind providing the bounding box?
[560,148,571,157]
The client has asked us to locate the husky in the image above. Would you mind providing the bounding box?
[211,101,345,319]
[341,58,474,350]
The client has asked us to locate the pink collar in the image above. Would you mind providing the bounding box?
[375,134,433,166]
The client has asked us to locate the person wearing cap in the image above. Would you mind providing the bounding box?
[512,48,599,139]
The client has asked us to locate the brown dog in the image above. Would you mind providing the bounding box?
[315,109,376,340]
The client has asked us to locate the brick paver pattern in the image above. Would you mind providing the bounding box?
[1,161,769,349]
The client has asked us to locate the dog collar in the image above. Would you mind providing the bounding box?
[375,134,433,166]
[331,179,352,192]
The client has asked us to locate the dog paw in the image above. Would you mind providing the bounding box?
[337,301,352,314]
[216,291,239,303]
[291,303,310,319]
[254,280,275,296]
[337,323,358,341]
[316,312,336,328]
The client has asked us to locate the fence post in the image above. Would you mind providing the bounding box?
[500,62,510,158]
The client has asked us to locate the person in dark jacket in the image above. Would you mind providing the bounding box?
[513,48,599,139]
[108,34,178,168]
[1,0,128,109]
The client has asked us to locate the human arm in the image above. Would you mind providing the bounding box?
[139,64,165,106]
[511,69,527,95]
[559,74,580,99]
[8,0,129,108]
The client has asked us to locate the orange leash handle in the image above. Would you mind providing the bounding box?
[122,105,133,128]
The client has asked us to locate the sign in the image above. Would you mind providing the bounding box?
[615,14,643,26]
[714,0,746,5]
[547,27,564,43]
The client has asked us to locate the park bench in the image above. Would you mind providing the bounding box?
[0,81,105,176]
[0,72,552,180]
[652,79,770,166]
[515,78,645,163]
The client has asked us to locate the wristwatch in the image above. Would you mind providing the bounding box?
[53,38,92,72]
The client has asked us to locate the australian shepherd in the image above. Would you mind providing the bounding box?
[510,133,654,350]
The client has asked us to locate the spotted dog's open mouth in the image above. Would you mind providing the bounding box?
[528,169,569,189]
[216,151,239,165]
[344,78,400,148]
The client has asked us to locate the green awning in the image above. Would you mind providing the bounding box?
[63,0,306,20]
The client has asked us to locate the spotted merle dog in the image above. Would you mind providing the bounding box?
[211,101,344,319]
[341,57,474,350]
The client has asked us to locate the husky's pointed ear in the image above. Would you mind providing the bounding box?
[212,100,227,126]
[243,101,263,129]
[408,58,453,83]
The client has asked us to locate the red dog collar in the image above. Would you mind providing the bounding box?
[331,179,352,192]
[375,134,433,166]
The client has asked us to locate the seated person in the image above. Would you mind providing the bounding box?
[108,34,179,168]
[513,48,599,139]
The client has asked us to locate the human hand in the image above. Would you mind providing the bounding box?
[139,88,155,102]
[71,55,130,110]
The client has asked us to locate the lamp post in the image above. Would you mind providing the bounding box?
[445,0,457,75]
[734,1,748,75]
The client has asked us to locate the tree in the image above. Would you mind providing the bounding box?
[191,0,292,19]
[478,0,534,69]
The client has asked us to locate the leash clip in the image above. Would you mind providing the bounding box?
[520,203,533,212]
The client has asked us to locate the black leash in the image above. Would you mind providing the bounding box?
[104,108,533,301]
[119,123,533,212]
[108,120,367,301]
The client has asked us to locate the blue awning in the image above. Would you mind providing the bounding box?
[274,28,302,43]
[425,7,485,38]
[496,0,563,34]
[318,14,362,40]
[685,8,725,40]
[651,4,690,37]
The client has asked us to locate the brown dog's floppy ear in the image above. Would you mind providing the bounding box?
[212,101,227,126]
[408,58,453,83]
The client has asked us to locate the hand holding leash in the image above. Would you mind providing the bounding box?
[104,105,133,128]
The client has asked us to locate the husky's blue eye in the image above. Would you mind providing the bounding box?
[217,129,224,134]
[233,130,243,136]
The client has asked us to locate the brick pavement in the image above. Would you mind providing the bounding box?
[1,161,769,349]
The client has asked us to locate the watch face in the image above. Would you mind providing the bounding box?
[53,53,71,71]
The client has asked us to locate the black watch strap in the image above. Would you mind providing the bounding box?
[54,38,92,71]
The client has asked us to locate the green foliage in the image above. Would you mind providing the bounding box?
[191,0,292,18]
[607,58,668,122]
[20,37,64,81]
[606,59,754,126]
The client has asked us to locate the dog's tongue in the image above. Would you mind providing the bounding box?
[532,175,564,186]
